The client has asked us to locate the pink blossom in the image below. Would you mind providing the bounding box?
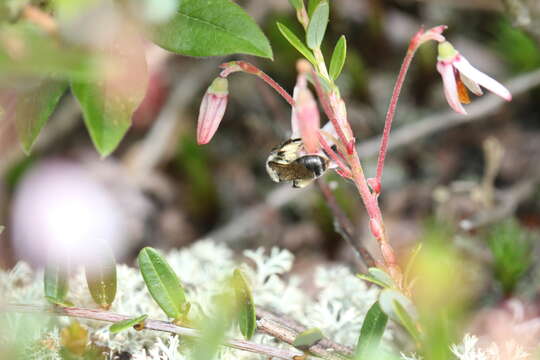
[436,41,511,115]
[291,74,320,154]
[197,77,228,145]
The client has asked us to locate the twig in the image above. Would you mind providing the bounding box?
[317,180,376,270]
[256,308,354,357]
[2,304,304,360]
[256,316,347,360]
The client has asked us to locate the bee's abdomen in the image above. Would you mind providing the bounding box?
[295,155,327,177]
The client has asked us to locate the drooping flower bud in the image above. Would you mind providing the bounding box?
[197,77,229,145]
[291,62,320,154]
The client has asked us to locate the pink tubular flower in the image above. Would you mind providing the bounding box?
[436,41,512,115]
[291,61,320,154]
[197,77,229,145]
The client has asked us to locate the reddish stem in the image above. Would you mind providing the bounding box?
[375,29,425,187]
[220,61,294,106]
[310,72,352,155]
[318,132,352,178]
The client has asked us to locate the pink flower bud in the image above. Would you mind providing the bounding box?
[291,71,320,154]
[197,77,228,145]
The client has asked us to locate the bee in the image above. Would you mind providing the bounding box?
[265,138,329,188]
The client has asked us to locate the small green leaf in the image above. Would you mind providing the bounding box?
[71,30,147,157]
[379,289,420,342]
[288,0,304,10]
[292,328,324,350]
[355,301,388,359]
[393,300,421,343]
[404,243,422,287]
[44,262,69,305]
[357,273,389,289]
[110,314,148,334]
[85,245,117,310]
[306,0,329,49]
[2,80,68,154]
[307,0,321,17]
[231,269,256,340]
[152,0,272,59]
[137,247,187,321]
[277,22,317,65]
[368,268,395,288]
[329,35,346,80]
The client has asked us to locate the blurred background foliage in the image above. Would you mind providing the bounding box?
[1,0,540,358]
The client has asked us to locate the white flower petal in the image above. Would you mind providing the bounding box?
[454,56,512,101]
[460,73,483,96]
[437,61,467,115]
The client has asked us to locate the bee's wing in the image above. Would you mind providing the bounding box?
[267,161,313,182]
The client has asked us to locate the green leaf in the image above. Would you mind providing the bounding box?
[152,0,272,59]
[44,262,69,306]
[357,273,390,289]
[404,243,422,287]
[292,328,324,350]
[355,301,388,359]
[393,300,421,343]
[6,80,68,154]
[277,22,317,65]
[231,269,256,340]
[137,247,188,321]
[306,0,329,49]
[288,0,304,10]
[368,268,395,288]
[110,314,148,334]
[379,289,420,342]
[85,245,117,310]
[307,0,321,17]
[329,35,346,80]
[71,31,147,157]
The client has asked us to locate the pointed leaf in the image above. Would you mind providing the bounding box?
[137,247,187,321]
[404,243,422,286]
[288,0,304,10]
[85,245,117,310]
[306,0,329,49]
[110,314,148,334]
[393,300,421,343]
[357,273,389,289]
[355,301,388,359]
[329,35,346,80]
[277,22,317,65]
[231,269,256,340]
[152,0,272,59]
[2,80,67,154]
[293,328,324,350]
[71,28,147,157]
[307,0,321,17]
[368,268,395,288]
[44,262,69,305]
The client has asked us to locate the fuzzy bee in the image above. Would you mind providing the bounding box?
[266,138,329,188]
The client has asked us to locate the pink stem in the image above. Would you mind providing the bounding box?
[310,70,352,154]
[220,61,295,106]
[318,132,352,178]
[375,29,425,187]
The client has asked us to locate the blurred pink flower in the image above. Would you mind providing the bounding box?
[197,77,228,145]
[436,41,512,115]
